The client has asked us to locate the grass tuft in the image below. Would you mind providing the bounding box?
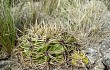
[0,0,16,55]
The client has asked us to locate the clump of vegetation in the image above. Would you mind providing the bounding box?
[71,51,89,67]
[0,0,110,70]
[18,30,79,68]
[0,0,16,56]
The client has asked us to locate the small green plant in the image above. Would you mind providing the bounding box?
[18,35,64,65]
[71,51,89,67]
[18,32,79,67]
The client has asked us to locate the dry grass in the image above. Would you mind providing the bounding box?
[0,0,110,70]
[24,0,109,39]
[15,0,110,69]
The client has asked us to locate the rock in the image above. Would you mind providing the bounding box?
[99,12,110,70]
[84,48,98,65]
[78,11,110,70]
[0,60,21,70]
[91,58,104,70]
[101,48,110,70]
